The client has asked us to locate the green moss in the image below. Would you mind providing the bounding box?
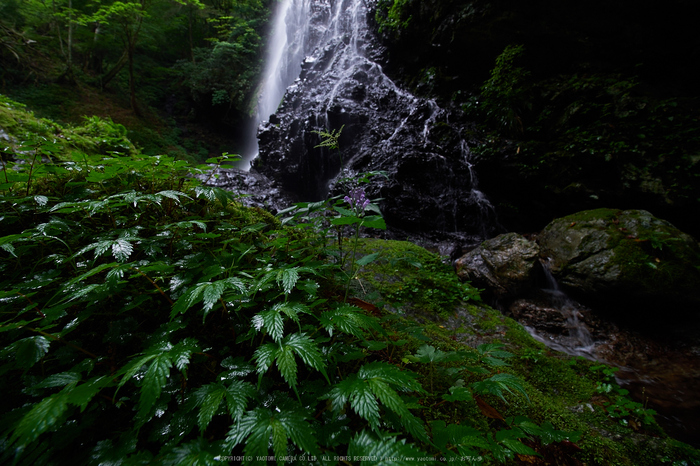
[345,236,699,464]
[351,238,482,319]
[561,207,622,225]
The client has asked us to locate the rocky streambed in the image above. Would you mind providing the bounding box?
[454,208,700,446]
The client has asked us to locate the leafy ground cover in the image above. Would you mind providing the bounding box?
[1,95,698,465]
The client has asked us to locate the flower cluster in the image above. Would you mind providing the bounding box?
[344,188,370,214]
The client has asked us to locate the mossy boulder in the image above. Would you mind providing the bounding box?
[537,208,700,313]
[455,232,541,299]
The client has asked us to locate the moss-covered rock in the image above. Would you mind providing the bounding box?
[538,208,700,313]
[454,232,541,299]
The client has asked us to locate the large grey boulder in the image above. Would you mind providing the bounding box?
[537,208,700,310]
[455,232,540,299]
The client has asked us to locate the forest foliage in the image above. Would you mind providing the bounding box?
[2,0,700,462]
[0,94,569,464]
[0,0,271,127]
[1,94,699,465]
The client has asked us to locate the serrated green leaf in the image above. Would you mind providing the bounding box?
[368,378,405,416]
[361,215,386,230]
[193,383,227,432]
[253,343,276,374]
[512,416,543,436]
[170,338,200,371]
[223,380,254,420]
[276,344,298,389]
[356,252,379,266]
[442,422,483,446]
[117,354,158,392]
[500,438,538,456]
[319,306,371,338]
[161,438,220,466]
[202,280,225,314]
[325,362,425,435]
[277,267,299,294]
[276,408,319,455]
[350,381,381,429]
[472,373,529,404]
[411,344,447,363]
[193,185,217,201]
[138,353,172,421]
[331,215,362,226]
[459,434,492,450]
[442,386,473,403]
[111,239,134,262]
[489,373,530,402]
[15,335,51,369]
[65,262,119,288]
[67,376,111,412]
[270,418,287,462]
[483,356,509,367]
[222,276,247,295]
[33,371,81,389]
[1,242,16,257]
[348,430,429,466]
[430,420,450,450]
[171,282,208,318]
[252,308,284,342]
[495,427,524,442]
[156,190,190,202]
[359,361,424,393]
[283,333,327,379]
[0,319,40,333]
[227,404,317,462]
[242,412,272,459]
[10,391,69,447]
[477,343,511,358]
[276,302,309,324]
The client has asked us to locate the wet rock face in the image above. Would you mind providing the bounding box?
[454,232,540,299]
[537,208,700,312]
[197,168,297,214]
[253,0,498,237]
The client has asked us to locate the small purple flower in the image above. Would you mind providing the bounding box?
[344,188,370,213]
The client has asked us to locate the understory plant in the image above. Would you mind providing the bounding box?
[0,109,630,465]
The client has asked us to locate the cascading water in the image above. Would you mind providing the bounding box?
[252,0,500,239]
[521,259,597,358]
[241,0,313,170]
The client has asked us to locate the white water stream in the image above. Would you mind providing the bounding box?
[524,260,597,358]
[241,0,313,170]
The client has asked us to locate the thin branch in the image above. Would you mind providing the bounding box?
[131,267,173,305]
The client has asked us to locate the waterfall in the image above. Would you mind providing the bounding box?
[251,0,501,238]
[241,0,312,170]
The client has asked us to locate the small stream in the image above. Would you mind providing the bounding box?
[516,260,700,447]
[523,261,596,358]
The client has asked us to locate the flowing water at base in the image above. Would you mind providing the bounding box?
[519,260,700,447]
[521,261,597,359]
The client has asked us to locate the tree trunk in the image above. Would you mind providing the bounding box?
[127,44,140,115]
[188,6,195,62]
[100,50,128,88]
[67,0,73,70]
